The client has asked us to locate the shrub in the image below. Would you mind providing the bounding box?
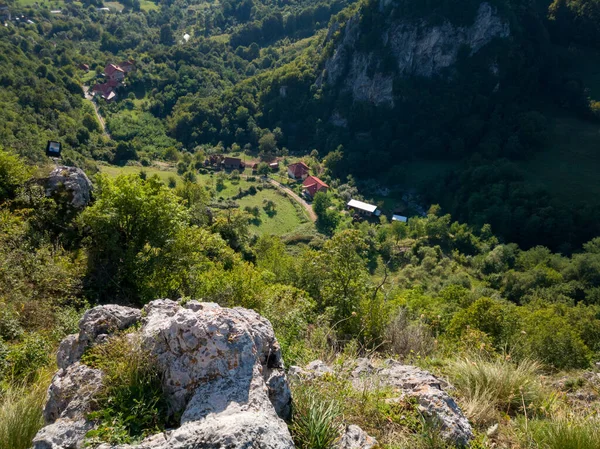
[448,357,547,425]
[518,306,592,369]
[0,307,23,341]
[385,309,435,359]
[83,333,169,445]
[5,333,51,382]
[0,370,51,449]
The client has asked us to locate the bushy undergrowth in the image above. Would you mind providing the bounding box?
[0,370,51,449]
[82,333,170,445]
[290,362,459,449]
[448,357,550,426]
[520,415,600,449]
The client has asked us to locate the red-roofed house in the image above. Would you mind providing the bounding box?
[287,161,310,180]
[104,63,125,81]
[302,176,328,199]
[92,83,117,101]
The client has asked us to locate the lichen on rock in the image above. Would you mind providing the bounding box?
[33,299,294,449]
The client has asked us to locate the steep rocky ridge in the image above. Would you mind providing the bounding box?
[321,1,510,108]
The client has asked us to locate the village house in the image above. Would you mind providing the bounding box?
[347,199,380,217]
[78,63,90,72]
[269,162,279,171]
[302,176,328,199]
[222,157,243,170]
[92,82,118,101]
[287,161,310,180]
[104,63,125,82]
[392,215,408,223]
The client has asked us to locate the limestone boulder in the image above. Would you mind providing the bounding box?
[44,166,93,209]
[33,300,294,449]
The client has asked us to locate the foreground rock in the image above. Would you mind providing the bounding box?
[43,166,93,209]
[33,299,293,449]
[336,425,378,449]
[296,358,473,446]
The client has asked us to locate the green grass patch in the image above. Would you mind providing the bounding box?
[139,0,159,11]
[238,187,308,236]
[209,34,231,44]
[83,333,170,445]
[0,370,52,449]
[99,165,311,236]
[99,163,179,184]
[103,1,124,11]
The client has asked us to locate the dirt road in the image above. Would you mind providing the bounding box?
[82,86,110,139]
[267,178,317,222]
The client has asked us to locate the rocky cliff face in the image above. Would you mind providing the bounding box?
[322,2,510,108]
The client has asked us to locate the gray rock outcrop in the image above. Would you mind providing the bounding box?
[33,300,294,449]
[336,425,378,449]
[323,2,510,107]
[44,166,93,209]
[299,358,473,446]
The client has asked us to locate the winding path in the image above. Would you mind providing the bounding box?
[266,177,317,222]
[82,85,111,139]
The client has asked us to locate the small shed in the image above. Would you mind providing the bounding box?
[392,215,408,223]
[347,199,379,217]
[223,157,243,170]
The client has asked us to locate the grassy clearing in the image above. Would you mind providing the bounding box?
[209,34,231,44]
[139,0,159,11]
[99,163,179,184]
[103,1,124,12]
[99,164,311,236]
[238,187,308,236]
[0,370,52,449]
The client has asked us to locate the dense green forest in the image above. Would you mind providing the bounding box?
[2,147,600,447]
[2,0,600,250]
[2,0,600,447]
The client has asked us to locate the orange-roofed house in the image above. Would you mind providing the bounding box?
[287,161,310,180]
[302,176,328,199]
[104,63,125,81]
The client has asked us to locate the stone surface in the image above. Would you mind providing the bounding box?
[57,305,141,370]
[323,2,510,107]
[301,358,473,446]
[44,166,93,209]
[336,425,378,449]
[33,299,294,449]
[43,363,104,424]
